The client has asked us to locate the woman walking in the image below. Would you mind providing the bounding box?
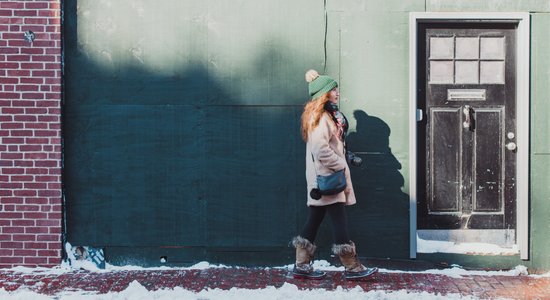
[291,69,377,280]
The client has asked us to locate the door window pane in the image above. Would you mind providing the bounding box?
[428,35,506,85]
[455,61,479,84]
[430,61,454,84]
[430,37,454,59]
[480,61,505,84]
[456,37,479,59]
[480,37,505,59]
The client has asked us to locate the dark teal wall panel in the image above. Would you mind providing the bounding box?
[64,105,206,247]
[202,106,303,247]
[348,152,410,259]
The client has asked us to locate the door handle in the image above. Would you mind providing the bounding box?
[462,105,473,130]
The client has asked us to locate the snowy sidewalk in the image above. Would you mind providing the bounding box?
[0,264,549,299]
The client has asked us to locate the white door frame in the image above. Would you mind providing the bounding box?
[408,12,530,259]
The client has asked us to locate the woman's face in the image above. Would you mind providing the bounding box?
[328,87,339,103]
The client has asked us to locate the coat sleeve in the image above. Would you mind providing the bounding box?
[309,114,347,171]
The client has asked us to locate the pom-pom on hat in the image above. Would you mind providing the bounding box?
[305,69,338,100]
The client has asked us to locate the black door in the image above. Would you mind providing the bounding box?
[417,23,517,230]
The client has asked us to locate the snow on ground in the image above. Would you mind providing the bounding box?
[417,235,519,255]
[7,260,233,275]
[8,258,544,278]
[2,261,547,300]
[283,260,533,278]
[383,265,529,278]
[0,281,478,300]
[3,249,548,300]
[7,259,537,279]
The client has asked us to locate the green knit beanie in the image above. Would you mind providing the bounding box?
[305,69,338,99]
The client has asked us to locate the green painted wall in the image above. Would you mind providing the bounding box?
[528,11,550,273]
[63,0,550,270]
[427,0,550,12]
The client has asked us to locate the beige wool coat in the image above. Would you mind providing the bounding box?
[305,113,356,206]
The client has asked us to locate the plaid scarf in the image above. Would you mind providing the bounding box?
[324,102,348,140]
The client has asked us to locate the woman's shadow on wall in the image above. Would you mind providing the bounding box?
[346,110,410,259]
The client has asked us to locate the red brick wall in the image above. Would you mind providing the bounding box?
[0,0,62,267]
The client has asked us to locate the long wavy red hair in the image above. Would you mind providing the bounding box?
[301,93,331,141]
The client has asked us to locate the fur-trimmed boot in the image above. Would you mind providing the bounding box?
[332,241,378,280]
[291,236,326,279]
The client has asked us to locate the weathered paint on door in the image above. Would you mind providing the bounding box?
[417,23,517,231]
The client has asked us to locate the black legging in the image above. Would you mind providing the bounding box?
[300,202,350,245]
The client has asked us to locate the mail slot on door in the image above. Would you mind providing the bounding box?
[447,89,486,101]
